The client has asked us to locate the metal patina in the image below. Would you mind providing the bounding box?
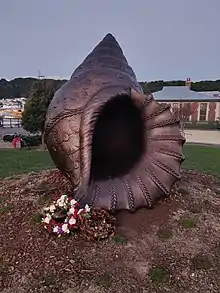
[44,34,185,212]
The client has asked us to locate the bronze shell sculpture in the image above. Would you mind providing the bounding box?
[44,33,185,212]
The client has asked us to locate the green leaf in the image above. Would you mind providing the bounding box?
[83,213,91,219]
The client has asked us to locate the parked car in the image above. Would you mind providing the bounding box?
[3,134,17,142]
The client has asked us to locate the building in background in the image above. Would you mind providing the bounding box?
[0,97,27,128]
[153,79,220,123]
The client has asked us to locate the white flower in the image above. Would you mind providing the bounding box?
[62,195,68,203]
[68,207,75,215]
[56,195,67,206]
[69,218,76,225]
[43,207,50,212]
[63,204,68,210]
[62,223,70,233]
[70,199,77,206]
[43,214,51,224]
[53,226,59,233]
[84,204,91,213]
[60,194,67,200]
[57,201,64,207]
[49,204,56,213]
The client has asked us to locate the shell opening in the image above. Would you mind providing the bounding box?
[90,93,145,181]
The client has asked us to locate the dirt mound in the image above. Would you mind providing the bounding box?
[0,170,220,293]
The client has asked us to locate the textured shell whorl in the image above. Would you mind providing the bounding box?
[82,91,185,211]
[44,33,185,212]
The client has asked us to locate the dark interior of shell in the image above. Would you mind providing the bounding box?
[90,93,145,181]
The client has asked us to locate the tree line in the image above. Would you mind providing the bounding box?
[1,77,220,99]
[0,78,66,99]
[140,80,220,93]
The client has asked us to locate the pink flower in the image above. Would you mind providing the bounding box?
[68,207,75,215]
[69,218,76,225]
[62,223,70,234]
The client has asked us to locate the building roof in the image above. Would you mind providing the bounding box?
[153,86,219,101]
[199,91,220,97]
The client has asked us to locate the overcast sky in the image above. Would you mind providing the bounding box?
[0,0,219,82]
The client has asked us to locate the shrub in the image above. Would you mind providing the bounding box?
[21,135,41,146]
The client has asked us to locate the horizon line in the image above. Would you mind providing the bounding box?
[1,76,220,83]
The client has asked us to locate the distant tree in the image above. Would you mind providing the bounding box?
[171,102,194,134]
[140,80,164,94]
[22,79,61,146]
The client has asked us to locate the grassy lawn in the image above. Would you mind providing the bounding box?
[183,145,220,176]
[0,149,54,179]
[0,145,219,179]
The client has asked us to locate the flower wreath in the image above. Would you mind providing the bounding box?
[42,194,91,237]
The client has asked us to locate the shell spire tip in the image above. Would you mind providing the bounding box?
[103,33,117,41]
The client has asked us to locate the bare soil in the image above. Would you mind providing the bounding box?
[0,169,220,293]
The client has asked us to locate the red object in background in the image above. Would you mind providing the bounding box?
[208,102,216,122]
[191,102,198,122]
[12,137,21,149]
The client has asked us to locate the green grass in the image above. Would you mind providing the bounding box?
[30,213,43,225]
[183,145,220,176]
[0,204,14,215]
[179,218,197,229]
[149,267,169,283]
[96,274,112,289]
[112,234,127,244]
[0,145,219,179]
[157,227,173,241]
[191,255,213,270]
[0,149,54,179]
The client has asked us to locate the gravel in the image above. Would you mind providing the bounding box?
[0,169,220,293]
